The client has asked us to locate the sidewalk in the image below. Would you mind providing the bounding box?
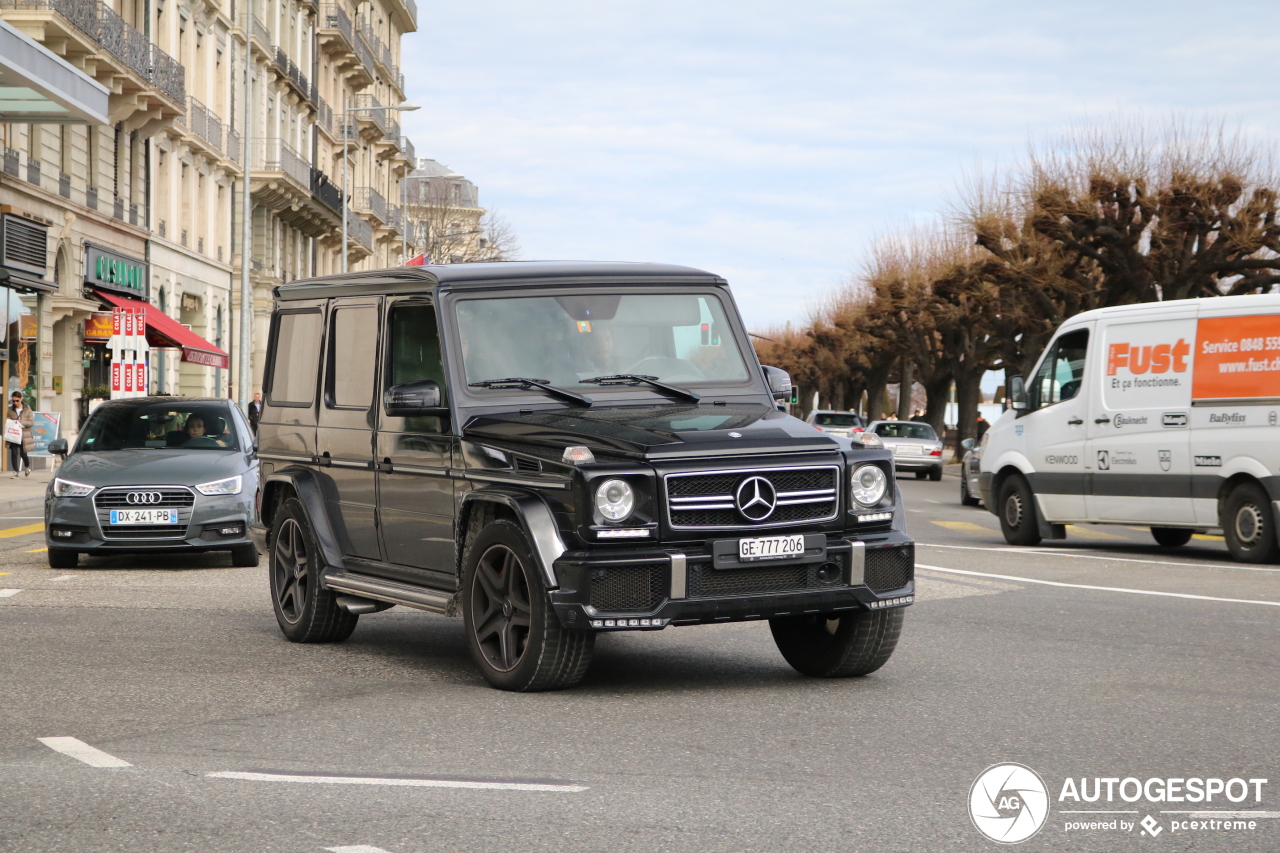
[0,464,54,515]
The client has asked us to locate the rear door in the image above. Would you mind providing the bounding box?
[1086,310,1195,523]
[260,302,325,468]
[1020,324,1092,521]
[316,298,383,560]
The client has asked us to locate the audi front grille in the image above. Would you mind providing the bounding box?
[92,486,196,540]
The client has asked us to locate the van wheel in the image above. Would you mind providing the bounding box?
[998,475,1042,546]
[770,608,904,677]
[1150,527,1193,548]
[1222,483,1280,564]
[960,475,981,507]
[462,520,595,691]
[269,498,358,642]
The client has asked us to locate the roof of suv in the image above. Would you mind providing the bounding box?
[275,261,726,300]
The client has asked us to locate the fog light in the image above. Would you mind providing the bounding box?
[220,526,243,536]
[52,529,74,539]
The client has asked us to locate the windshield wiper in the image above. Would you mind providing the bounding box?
[581,374,701,403]
[468,377,593,407]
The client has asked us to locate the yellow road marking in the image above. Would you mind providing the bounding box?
[0,572,9,576]
[24,547,47,553]
[1065,524,1130,540]
[0,522,43,538]
[1192,533,1224,541]
[931,520,996,535]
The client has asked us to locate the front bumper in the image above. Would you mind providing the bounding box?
[46,492,255,553]
[549,531,914,630]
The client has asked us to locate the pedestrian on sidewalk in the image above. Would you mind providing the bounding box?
[248,391,263,434]
[6,391,34,477]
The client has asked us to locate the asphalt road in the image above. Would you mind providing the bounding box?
[1,473,1276,853]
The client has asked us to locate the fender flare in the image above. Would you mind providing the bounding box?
[260,466,346,574]
[459,487,566,589]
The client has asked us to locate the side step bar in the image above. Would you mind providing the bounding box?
[325,572,455,615]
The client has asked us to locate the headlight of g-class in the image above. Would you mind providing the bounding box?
[594,478,635,522]
[850,464,888,507]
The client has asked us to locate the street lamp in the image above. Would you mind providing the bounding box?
[341,100,420,274]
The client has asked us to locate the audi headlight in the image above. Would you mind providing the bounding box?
[196,475,242,496]
[52,478,94,498]
[850,464,888,507]
[594,479,635,522]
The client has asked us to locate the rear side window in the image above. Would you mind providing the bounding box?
[327,306,379,409]
[268,310,322,406]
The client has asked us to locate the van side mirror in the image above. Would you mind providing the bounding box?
[761,366,792,403]
[961,438,974,452]
[384,379,443,416]
[1008,375,1027,411]
[48,438,68,457]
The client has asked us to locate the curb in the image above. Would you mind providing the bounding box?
[0,494,45,515]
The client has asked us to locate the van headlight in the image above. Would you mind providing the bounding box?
[594,479,635,522]
[196,475,242,496]
[52,478,94,498]
[850,464,888,507]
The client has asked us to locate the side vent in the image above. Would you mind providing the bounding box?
[513,457,542,474]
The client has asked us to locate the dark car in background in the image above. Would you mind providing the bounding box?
[44,398,260,569]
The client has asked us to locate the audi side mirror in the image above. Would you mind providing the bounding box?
[1008,375,1027,411]
[384,379,443,416]
[48,438,68,457]
[761,366,792,403]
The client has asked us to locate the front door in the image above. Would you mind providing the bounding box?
[375,299,457,588]
[1020,325,1092,521]
[316,299,382,560]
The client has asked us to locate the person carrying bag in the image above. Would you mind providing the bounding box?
[6,391,35,477]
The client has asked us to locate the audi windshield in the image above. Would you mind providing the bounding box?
[77,403,241,452]
[454,291,752,392]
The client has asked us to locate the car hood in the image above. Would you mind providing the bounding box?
[463,403,840,460]
[56,449,248,486]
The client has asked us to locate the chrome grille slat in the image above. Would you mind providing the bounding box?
[665,465,840,530]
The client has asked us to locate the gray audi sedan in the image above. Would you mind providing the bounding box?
[44,397,259,569]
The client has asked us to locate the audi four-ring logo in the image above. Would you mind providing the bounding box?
[126,491,163,505]
[735,476,777,521]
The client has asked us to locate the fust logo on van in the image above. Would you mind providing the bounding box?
[1108,340,1190,376]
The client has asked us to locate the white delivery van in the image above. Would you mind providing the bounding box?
[978,294,1280,563]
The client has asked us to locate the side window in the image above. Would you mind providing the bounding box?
[385,302,449,434]
[267,310,322,406]
[1030,329,1089,410]
[326,305,379,409]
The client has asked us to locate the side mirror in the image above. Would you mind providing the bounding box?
[384,379,443,416]
[1008,375,1027,411]
[961,438,974,452]
[48,438,68,457]
[761,366,792,404]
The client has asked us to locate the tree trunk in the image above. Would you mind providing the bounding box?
[922,374,950,436]
[951,368,982,462]
[865,371,889,422]
[896,360,914,420]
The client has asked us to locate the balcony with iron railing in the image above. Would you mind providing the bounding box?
[310,167,343,216]
[384,203,402,235]
[353,186,387,224]
[351,93,386,137]
[226,128,242,165]
[251,138,310,189]
[400,136,415,166]
[346,209,373,251]
[185,97,223,152]
[250,15,271,52]
[0,0,186,106]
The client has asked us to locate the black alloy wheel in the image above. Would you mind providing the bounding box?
[269,498,358,642]
[998,475,1042,546]
[1222,483,1280,564]
[461,520,594,691]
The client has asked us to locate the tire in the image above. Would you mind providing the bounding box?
[997,475,1042,546]
[231,544,260,567]
[269,498,358,642]
[1150,527,1193,548]
[929,466,943,482]
[770,608,904,677]
[1221,482,1280,564]
[47,549,78,569]
[914,471,927,480]
[462,520,594,691]
[960,474,981,507]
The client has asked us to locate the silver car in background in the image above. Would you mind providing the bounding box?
[868,420,944,481]
[804,409,864,438]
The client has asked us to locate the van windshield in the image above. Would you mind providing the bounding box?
[78,403,240,451]
[453,291,751,390]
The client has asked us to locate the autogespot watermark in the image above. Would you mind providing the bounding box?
[968,765,1274,844]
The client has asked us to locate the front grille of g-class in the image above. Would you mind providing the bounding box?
[665,466,839,530]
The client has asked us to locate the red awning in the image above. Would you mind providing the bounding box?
[96,290,230,371]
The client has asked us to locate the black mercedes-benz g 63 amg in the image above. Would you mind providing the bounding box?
[251,261,914,691]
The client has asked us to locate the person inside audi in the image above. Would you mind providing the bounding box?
[182,415,229,448]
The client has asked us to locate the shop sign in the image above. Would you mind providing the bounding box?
[84,243,148,297]
[84,312,114,341]
[19,314,37,341]
[181,292,201,313]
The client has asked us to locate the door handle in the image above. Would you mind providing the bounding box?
[381,457,393,473]
[315,451,332,467]
[1094,416,1111,424]
[1067,417,1083,425]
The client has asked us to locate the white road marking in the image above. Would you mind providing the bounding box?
[326,847,397,853]
[50,575,75,582]
[916,564,1280,608]
[0,589,21,597]
[917,543,1280,573]
[38,737,133,768]
[207,770,588,792]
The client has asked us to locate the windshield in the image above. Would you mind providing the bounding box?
[78,403,241,452]
[815,413,860,427]
[874,422,937,440]
[454,291,751,390]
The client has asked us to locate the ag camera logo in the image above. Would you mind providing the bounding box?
[969,763,1050,844]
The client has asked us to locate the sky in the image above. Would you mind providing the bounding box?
[398,1,1280,333]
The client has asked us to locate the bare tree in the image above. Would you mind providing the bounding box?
[404,167,520,263]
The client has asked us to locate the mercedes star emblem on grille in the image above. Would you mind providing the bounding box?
[735,476,777,521]
[126,491,164,505]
